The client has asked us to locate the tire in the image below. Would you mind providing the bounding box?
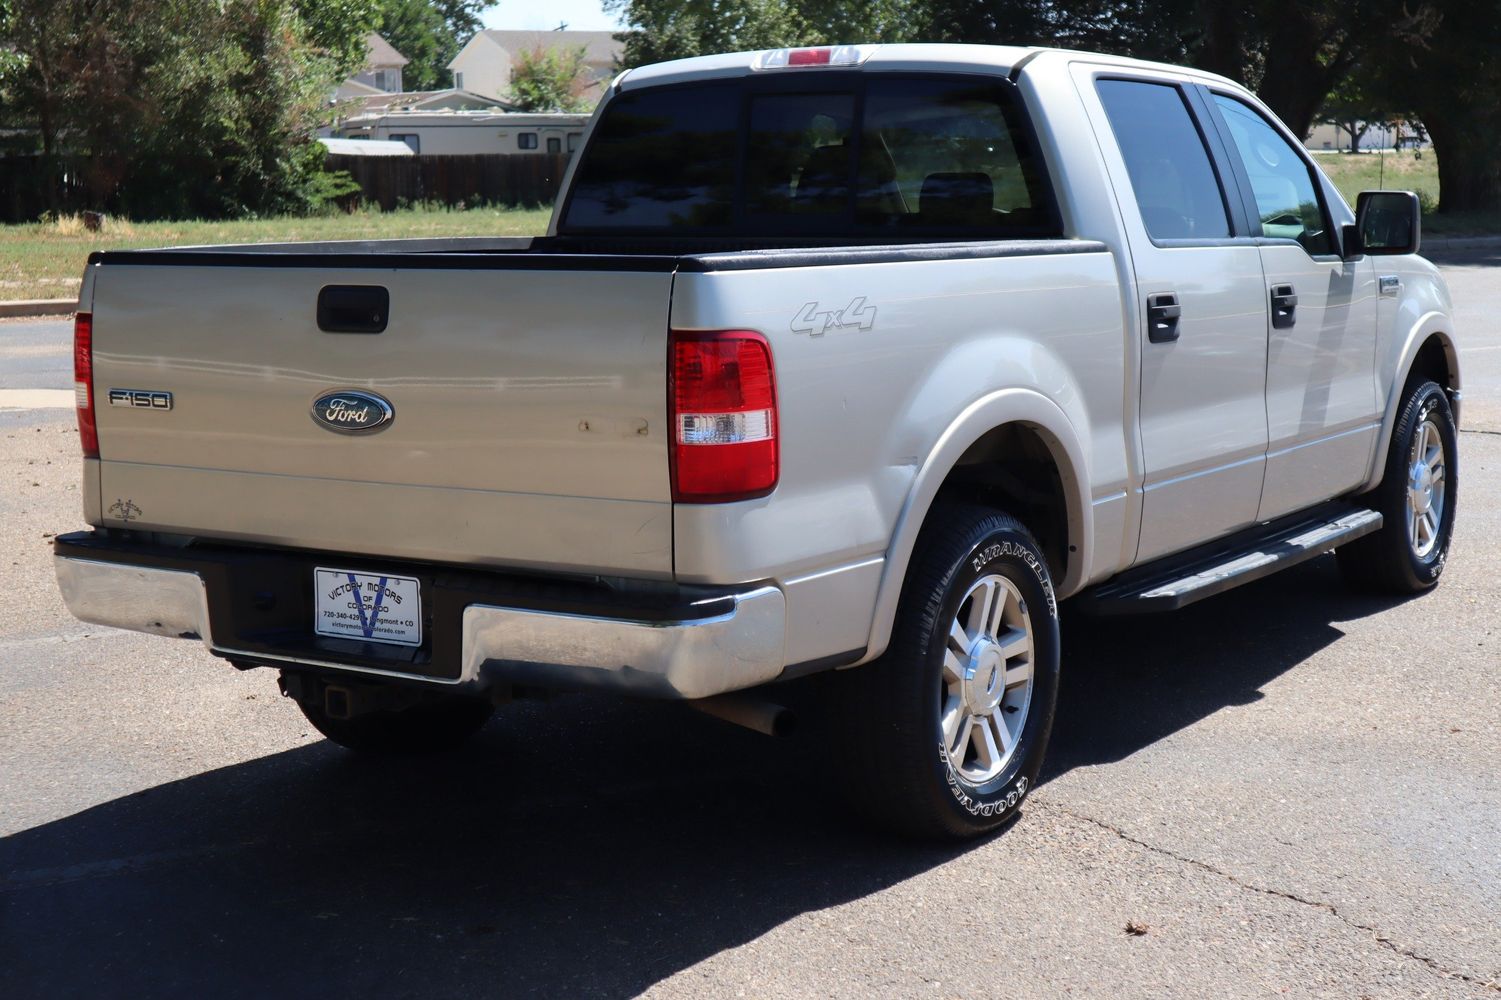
[831,504,1060,840]
[296,692,494,755]
[1337,380,1458,595]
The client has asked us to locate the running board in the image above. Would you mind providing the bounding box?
[1079,505,1383,615]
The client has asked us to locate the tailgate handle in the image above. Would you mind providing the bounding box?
[317,285,389,334]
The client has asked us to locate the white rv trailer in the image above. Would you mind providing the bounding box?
[331,110,591,156]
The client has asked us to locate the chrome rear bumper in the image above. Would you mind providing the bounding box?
[54,552,786,699]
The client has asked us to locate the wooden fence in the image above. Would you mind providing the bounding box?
[327,152,573,210]
[0,151,571,222]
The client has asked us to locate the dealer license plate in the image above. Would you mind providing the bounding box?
[314,569,422,647]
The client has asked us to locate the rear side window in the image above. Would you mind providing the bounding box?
[1211,94,1334,255]
[1096,79,1230,241]
[561,76,1058,237]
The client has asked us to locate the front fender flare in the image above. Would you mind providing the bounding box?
[1362,314,1460,492]
[857,388,1092,665]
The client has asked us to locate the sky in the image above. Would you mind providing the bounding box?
[482,1,627,32]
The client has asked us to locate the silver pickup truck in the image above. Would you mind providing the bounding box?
[54,44,1461,839]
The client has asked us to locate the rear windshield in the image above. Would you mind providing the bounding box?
[560,75,1060,238]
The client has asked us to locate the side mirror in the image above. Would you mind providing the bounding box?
[1347,190,1421,259]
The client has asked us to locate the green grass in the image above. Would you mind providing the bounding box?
[1312,149,1499,236]
[0,204,554,301]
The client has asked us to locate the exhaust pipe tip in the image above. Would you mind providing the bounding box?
[689,693,796,737]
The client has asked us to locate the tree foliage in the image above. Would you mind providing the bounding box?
[1365,0,1501,213]
[509,45,592,113]
[294,0,381,76]
[604,0,1497,214]
[603,0,919,68]
[0,0,358,218]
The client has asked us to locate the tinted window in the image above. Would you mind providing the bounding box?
[1096,80,1230,241]
[562,83,738,230]
[561,78,1057,236]
[745,93,856,222]
[518,132,538,150]
[863,78,1043,230]
[1212,94,1333,254]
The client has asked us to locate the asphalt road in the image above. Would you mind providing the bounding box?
[2,256,1498,999]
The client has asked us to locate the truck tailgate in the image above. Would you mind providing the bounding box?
[87,255,676,577]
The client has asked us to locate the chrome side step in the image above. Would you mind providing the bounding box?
[1080,505,1383,615]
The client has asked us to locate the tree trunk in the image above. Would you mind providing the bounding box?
[1422,109,1501,214]
[1192,0,1249,85]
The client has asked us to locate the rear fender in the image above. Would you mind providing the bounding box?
[857,389,1091,665]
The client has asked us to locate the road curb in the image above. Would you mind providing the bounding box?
[0,298,76,318]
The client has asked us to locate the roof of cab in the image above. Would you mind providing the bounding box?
[616,43,1040,91]
[613,42,1243,95]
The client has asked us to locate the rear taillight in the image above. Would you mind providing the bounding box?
[669,330,778,503]
[73,312,98,458]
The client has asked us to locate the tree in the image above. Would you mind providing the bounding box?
[1367,0,1501,214]
[294,0,381,76]
[1318,76,1396,154]
[0,0,353,218]
[1195,1,1437,142]
[509,45,591,112]
[604,0,922,69]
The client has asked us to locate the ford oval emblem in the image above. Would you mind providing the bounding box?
[311,389,394,434]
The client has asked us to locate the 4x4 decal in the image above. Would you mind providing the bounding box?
[791,296,877,336]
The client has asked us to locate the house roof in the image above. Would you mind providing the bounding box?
[473,29,622,66]
[365,32,409,68]
[341,88,516,115]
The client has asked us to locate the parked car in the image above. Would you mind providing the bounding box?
[55,43,1459,840]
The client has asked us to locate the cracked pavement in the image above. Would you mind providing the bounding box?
[3,252,1500,999]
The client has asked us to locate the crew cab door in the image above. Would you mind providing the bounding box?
[1202,91,1380,520]
[1085,73,1272,563]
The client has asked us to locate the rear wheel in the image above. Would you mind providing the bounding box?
[1338,380,1458,594]
[831,504,1060,840]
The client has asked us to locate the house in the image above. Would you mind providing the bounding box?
[333,33,409,103]
[447,30,623,106]
[1305,120,1428,153]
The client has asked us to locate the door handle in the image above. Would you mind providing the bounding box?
[1146,292,1181,343]
[1271,284,1298,329]
[318,285,389,334]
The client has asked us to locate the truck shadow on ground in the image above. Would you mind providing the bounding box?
[1,557,1410,999]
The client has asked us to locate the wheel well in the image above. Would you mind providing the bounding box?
[1408,334,1458,395]
[932,422,1070,581]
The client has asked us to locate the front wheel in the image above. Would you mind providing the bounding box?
[1338,380,1458,594]
[831,504,1060,840]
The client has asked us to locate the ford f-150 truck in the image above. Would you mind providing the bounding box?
[54,43,1461,839]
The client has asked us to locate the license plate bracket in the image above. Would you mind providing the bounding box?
[314,568,422,647]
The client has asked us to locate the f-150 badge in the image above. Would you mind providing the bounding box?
[791,296,877,337]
